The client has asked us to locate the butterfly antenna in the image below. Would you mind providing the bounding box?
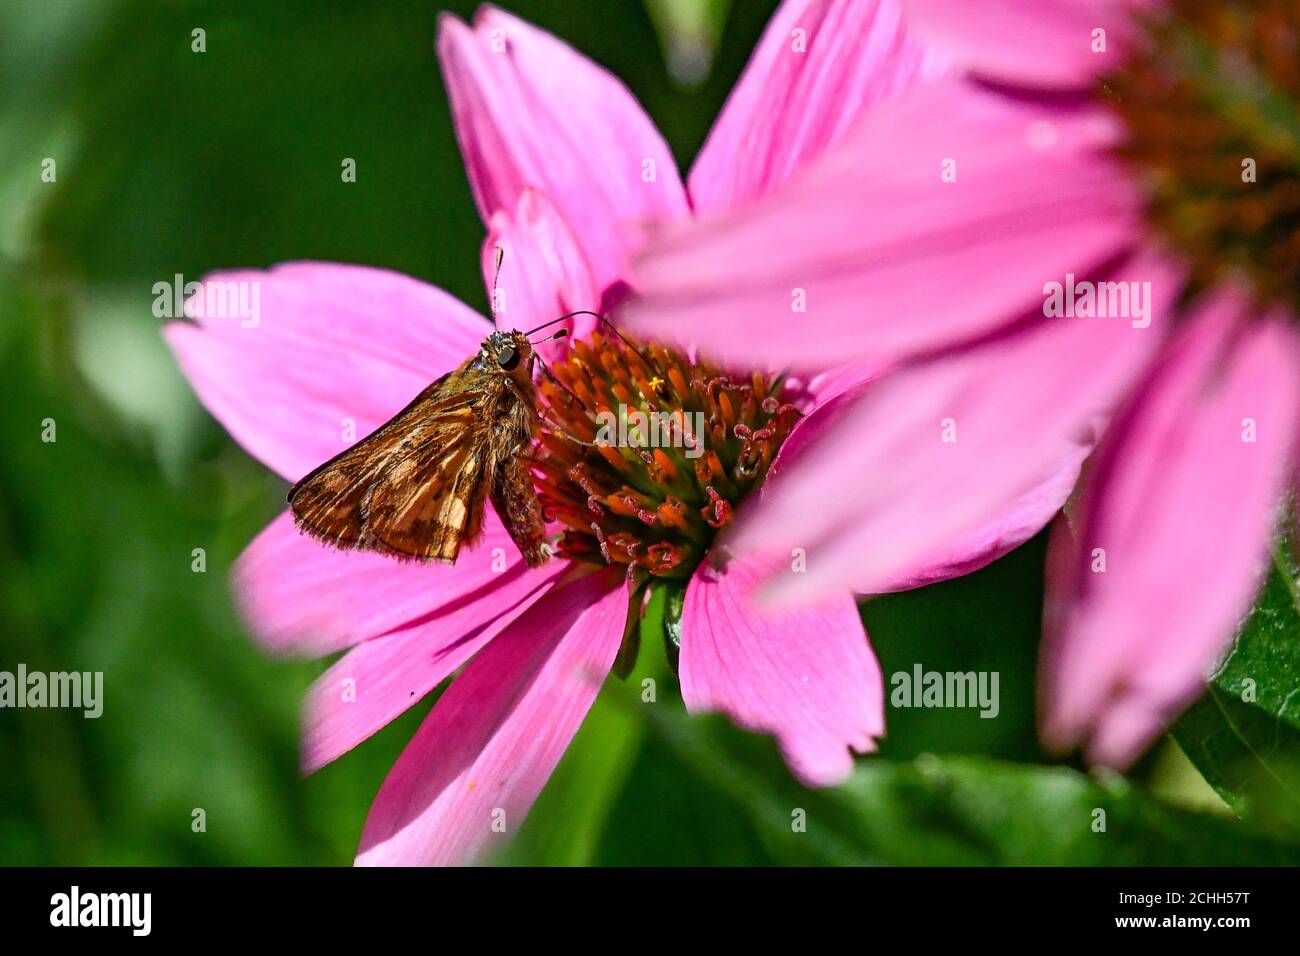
[595,314,663,379]
[490,244,505,323]
[534,328,569,346]
[527,310,662,379]
[522,312,576,337]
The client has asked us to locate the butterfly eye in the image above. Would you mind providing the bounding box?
[496,345,520,370]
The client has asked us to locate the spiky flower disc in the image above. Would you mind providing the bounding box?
[529,331,800,580]
[1108,0,1300,311]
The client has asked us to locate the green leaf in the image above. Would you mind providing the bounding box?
[861,534,1048,762]
[638,704,1300,865]
[1172,541,1300,835]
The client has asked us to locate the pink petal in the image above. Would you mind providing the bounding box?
[680,553,884,786]
[766,374,1091,592]
[1041,290,1300,769]
[874,449,1092,592]
[689,0,946,215]
[481,188,600,362]
[355,569,628,866]
[622,82,1140,370]
[799,360,883,408]
[235,510,550,659]
[303,556,567,773]
[733,250,1183,604]
[437,7,687,290]
[898,0,1154,89]
[164,262,489,482]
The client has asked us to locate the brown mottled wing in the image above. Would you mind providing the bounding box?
[287,364,497,563]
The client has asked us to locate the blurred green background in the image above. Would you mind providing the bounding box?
[2,0,1295,866]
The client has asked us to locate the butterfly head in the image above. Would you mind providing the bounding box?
[479,330,534,381]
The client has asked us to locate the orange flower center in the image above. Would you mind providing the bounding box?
[1107,0,1300,310]
[528,331,800,581]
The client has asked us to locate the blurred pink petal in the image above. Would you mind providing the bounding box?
[623,81,1140,369]
[164,262,487,482]
[874,453,1093,592]
[303,557,566,773]
[734,251,1182,603]
[799,360,883,407]
[1041,290,1300,768]
[897,0,1152,89]
[480,188,600,361]
[689,0,945,215]
[236,510,548,658]
[761,375,1093,593]
[355,570,627,866]
[437,6,686,289]
[680,554,883,786]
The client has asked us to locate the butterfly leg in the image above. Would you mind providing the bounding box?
[538,412,600,449]
[491,454,553,567]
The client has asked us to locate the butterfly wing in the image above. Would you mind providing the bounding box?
[287,366,497,563]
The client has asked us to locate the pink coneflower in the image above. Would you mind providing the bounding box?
[625,0,1300,768]
[164,1,1072,866]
